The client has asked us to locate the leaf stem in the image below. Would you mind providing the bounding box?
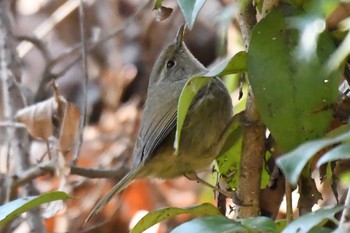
[285,181,293,222]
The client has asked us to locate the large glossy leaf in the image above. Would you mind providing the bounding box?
[171,216,246,233]
[277,130,350,185]
[281,206,343,233]
[131,203,221,233]
[177,0,206,29]
[247,9,340,152]
[241,216,278,233]
[0,191,69,227]
[172,216,278,233]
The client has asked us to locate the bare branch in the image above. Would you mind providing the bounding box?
[16,35,52,63]
[11,158,130,189]
[11,160,56,187]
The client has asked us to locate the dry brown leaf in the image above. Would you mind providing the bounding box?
[15,98,56,140]
[16,80,80,161]
[16,79,80,157]
[59,102,80,158]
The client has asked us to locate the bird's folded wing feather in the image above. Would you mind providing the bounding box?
[134,85,179,164]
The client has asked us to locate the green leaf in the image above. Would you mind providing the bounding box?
[217,108,269,190]
[275,219,287,232]
[247,8,340,152]
[172,216,278,233]
[277,130,350,185]
[216,117,242,189]
[175,51,246,154]
[206,51,247,77]
[303,0,340,17]
[317,143,350,167]
[260,152,271,188]
[281,206,343,233]
[340,170,350,185]
[175,76,211,154]
[171,216,247,233]
[0,191,70,227]
[131,203,221,233]
[177,0,206,29]
[241,216,278,233]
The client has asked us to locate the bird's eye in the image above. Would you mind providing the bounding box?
[166,60,176,69]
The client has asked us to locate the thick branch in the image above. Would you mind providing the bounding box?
[236,2,266,218]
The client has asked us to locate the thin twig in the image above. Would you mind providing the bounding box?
[72,0,89,164]
[0,121,25,128]
[11,160,130,189]
[45,140,52,160]
[11,160,57,187]
[285,182,293,222]
[16,35,52,62]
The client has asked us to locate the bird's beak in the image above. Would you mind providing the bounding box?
[176,24,186,48]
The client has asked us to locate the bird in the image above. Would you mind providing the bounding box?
[86,24,233,221]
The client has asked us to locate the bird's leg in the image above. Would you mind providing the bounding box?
[184,171,236,199]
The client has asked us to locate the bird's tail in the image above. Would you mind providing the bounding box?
[85,167,141,222]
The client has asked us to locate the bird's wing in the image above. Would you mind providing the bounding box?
[133,83,180,164]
